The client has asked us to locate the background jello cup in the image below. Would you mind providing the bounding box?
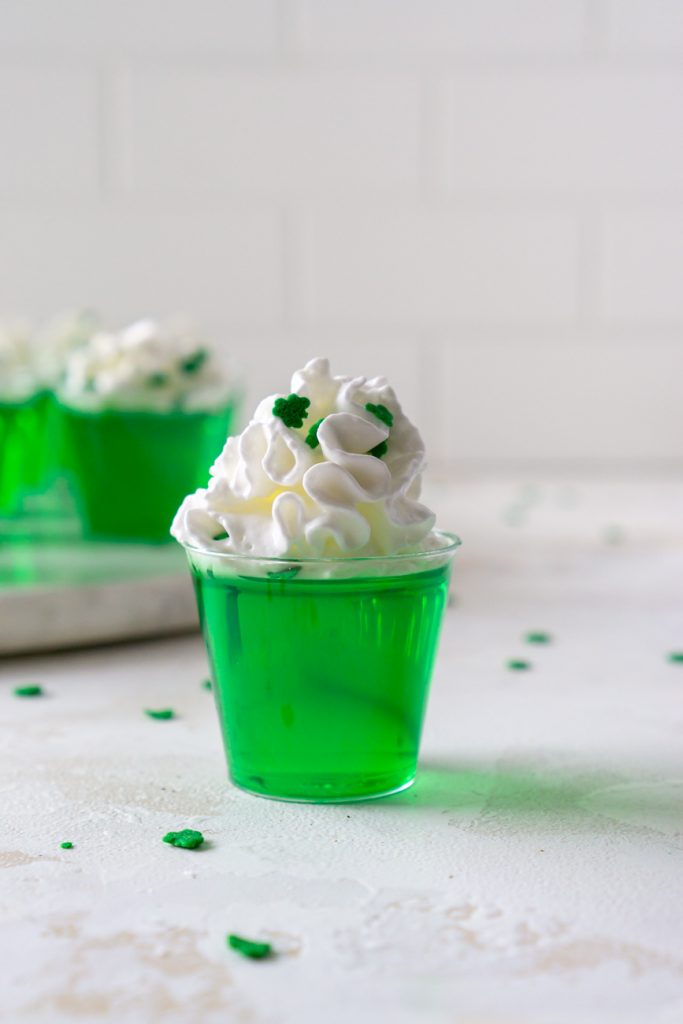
[0,390,54,519]
[59,402,237,542]
[185,531,460,802]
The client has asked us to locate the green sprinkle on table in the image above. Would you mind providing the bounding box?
[13,684,43,697]
[145,708,175,720]
[507,659,531,671]
[272,393,310,429]
[602,524,624,545]
[163,829,205,850]
[525,632,552,645]
[212,529,229,541]
[668,652,683,664]
[202,678,213,690]
[227,934,272,959]
[60,841,73,850]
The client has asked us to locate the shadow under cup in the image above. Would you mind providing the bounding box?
[186,532,460,803]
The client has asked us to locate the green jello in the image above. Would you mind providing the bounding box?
[0,392,53,517]
[60,404,235,542]
[191,557,454,802]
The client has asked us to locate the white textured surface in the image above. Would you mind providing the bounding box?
[2,477,683,1023]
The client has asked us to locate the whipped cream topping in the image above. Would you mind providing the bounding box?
[35,310,100,388]
[0,321,37,402]
[172,357,436,559]
[58,319,236,413]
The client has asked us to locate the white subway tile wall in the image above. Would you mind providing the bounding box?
[0,0,680,465]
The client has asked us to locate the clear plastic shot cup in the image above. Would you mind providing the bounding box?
[59,403,237,543]
[183,531,460,802]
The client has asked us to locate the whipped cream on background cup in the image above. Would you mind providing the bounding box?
[57,319,240,543]
[173,358,460,802]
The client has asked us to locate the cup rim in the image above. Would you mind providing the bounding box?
[180,528,461,567]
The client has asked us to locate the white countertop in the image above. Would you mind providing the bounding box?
[2,476,683,1024]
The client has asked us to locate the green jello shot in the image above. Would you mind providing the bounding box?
[59,403,236,543]
[0,391,54,518]
[185,533,459,803]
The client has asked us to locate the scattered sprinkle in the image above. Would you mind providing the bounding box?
[365,402,394,427]
[202,678,213,690]
[668,652,683,664]
[368,440,388,459]
[163,829,205,850]
[305,417,324,449]
[502,505,525,527]
[145,708,175,720]
[272,393,310,429]
[227,934,272,960]
[266,566,301,580]
[179,348,208,375]
[148,371,169,387]
[212,529,229,541]
[602,524,624,545]
[13,684,43,697]
[507,659,531,671]
[60,841,73,850]
[525,632,552,645]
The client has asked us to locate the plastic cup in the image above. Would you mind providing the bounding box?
[0,392,53,519]
[184,532,460,802]
[59,403,237,542]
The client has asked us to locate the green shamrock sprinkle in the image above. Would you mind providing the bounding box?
[525,632,552,645]
[60,841,73,850]
[202,678,213,690]
[507,659,531,671]
[179,348,208,375]
[148,371,169,387]
[668,652,683,664]
[145,708,175,720]
[213,529,229,541]
[272,394,310,429]
[368,440,388,459]
[13,684,43,697]
[227,934,272,960]
[305,418,324,449]
[365,402,394,427]
[163,829,205,850]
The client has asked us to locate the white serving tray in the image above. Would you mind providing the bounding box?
[0,539,198,655]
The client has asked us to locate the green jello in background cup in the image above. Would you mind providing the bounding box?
[60,403,236,542]
[185,534,459,802]
[58,319,240,543]
[0,391,54,518]
[0,321,56,523]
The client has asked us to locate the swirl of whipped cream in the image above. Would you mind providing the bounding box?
[172,357,436,559]
[0,320,37,402]
[58,318,236,413]
[34,310,100,388]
